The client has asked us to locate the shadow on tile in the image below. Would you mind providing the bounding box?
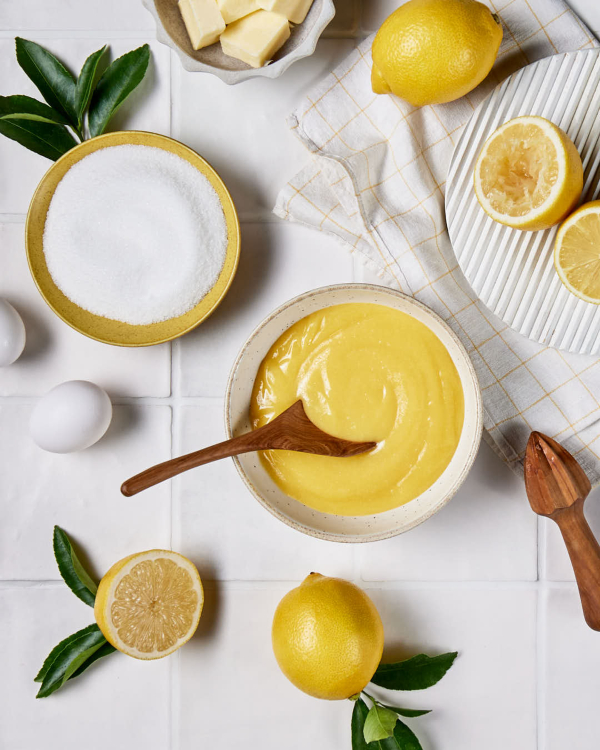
[177,222,277,350]
[193,576,222,643]
[584,485,600,543]
[95,403,146,449]
[64,527,102,584]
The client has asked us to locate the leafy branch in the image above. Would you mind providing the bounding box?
[351,652,458,749]
[0,39,150,161]
[34,526,116,698]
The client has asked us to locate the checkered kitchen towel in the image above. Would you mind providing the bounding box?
[274,0,600,481]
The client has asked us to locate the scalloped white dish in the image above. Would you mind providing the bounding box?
[142,0,335,84]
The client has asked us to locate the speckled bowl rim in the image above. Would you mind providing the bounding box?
[142,0,336,84]
[25,131,240,348]
[224,284,484,543]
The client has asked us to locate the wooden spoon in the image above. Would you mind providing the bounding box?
[121,400,376,498]
[525,431,600,631]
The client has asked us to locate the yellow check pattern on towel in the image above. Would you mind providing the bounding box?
[274,0,600,482]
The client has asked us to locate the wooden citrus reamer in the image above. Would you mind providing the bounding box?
[525,431,600,631]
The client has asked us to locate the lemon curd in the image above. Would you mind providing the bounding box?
[250,303,465,516]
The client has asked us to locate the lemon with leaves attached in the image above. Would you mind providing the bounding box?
[94,550,203,660]
[371,0,503,106]
[272,573,384,700]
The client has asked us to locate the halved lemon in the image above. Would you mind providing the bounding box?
[94,550,203,660]
[554,201,600,304]
[474,116,583,231]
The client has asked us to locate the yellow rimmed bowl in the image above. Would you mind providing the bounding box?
[25,131,240,347]
[225,284,483,543]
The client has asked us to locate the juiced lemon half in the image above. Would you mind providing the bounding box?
[554,201,600,304]
[94,550,203,660]
[474,116,583,231]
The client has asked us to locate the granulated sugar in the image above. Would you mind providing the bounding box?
[43,144,228,325]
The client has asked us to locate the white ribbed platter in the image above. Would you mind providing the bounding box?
[446,49,600,355]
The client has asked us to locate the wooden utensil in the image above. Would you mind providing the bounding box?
[121,400,376,498]
[525,431,600,631]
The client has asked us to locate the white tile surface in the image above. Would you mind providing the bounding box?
[544,486,600,580]
[359,441,538,581]
[1,1,599,748]
[0,37,170,214]
[171,39,355,215]
[178,584,537,750]
[0,223,171,397]
[0,1,153,30]
[0,403,171,580]
[174,402,354,580]
[0,586,169,750]
[176,221,354,397]
[176,585,350,749]
[368,586,538,750]
[544,587,600,750]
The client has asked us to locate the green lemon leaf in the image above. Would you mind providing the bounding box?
[0,117,76,160]
[371,652,458,691]
[67,641,116,681]
[387,719,423,750]
[0,95,69,125]
[75,45,107,124]
[352,698,426,750]
[15,38,77,127]
[34,627,92,683]
[35,624,107,697]
[88,44,150,137]
[378,704,431,718]
[364,705,398,744]
[53,526,97,606]
[351,698,372,750]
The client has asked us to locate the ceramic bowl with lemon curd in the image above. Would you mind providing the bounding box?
[225,284,483,543]
[26,131,240,347]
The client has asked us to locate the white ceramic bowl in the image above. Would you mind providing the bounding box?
[225,284,483,542]
[143,0,335,84]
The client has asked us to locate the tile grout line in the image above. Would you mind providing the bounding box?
[0,578,580,589]
[536,517,547,750]
[537,584,548,750]
[168,43,175,746]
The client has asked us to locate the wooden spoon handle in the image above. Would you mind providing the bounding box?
[554,498,600,631]
[121,427,272,497]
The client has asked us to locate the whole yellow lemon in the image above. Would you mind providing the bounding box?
[271,573,384,700]
[371,0,503,106]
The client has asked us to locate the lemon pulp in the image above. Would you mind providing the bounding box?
[250,303,464,516]
[95,550,203,660]
[554,201,600,304]
[474,116,583,231]
[479,122,559,217]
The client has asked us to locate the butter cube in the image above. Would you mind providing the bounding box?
[178,0,225,50]
[220,10,290,68]
[258,0,313,24]
[217,0,261,24]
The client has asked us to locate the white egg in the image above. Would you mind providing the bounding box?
[0,298,26,366]
[30,380,113,454]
